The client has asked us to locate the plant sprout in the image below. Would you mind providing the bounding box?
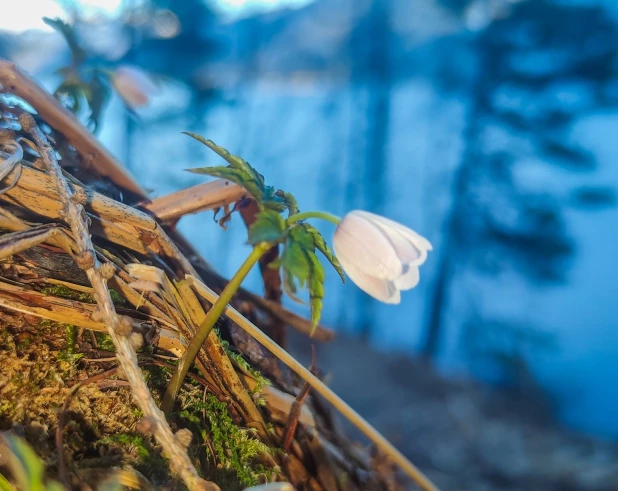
[162,133,432,412]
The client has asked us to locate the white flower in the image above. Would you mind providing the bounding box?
[111,65,159,108]
[332,210,432,304]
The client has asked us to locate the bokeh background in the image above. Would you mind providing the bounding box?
[2,0,618,488]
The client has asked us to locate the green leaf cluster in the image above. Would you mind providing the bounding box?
[43,17,111,132]
[247,215,344,332]
[271,223,343,333]
[184,133,297,214]
[184,136,345,333]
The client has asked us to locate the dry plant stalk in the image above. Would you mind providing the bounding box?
[18,113,216,491]
[142,179,247,224]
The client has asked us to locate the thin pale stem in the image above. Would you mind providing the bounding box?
[161,242,271,415]
[286,210,341,226]
[186,276,441,491]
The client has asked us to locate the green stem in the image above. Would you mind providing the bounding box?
[161,242,271,415]
[286,210,341,226]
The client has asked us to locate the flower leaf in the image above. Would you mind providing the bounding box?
[306,249,325,333]
[86,70,111,133]
[183,133,291,213]
[281,238,310,286]
[247,210,286,245]
[43,17,87,65]
[282,269,305,304]
[186,165,253,187]
[302,224,345,283]
[275,190,299,216]
[183,133,266,196]
[274,225,327,330]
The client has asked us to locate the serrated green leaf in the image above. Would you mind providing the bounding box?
[186,166,266,202]
[275,190,299,215]
[281,239,310,287]
[289,224,314,250]
[87,70,111,133]
[43,18,87,66]
[261,199,289,213]
[184,136,268,200]
[248,210,286,245]
[282,269,305,304]
[306,250,325,333]
[187,165,253,185]
[303,224,345,282]
[183,133,266,191]
[183,134,295,214]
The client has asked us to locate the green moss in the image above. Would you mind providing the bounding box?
[58,324,84,375]
[40,284,95,303]
[94,332,116,352]
[99,433,152,460]
[39,284,127,307]
[97,433,168,484]
[180,393,277,488]
[218,335,271,395]
[109,289,128,307]
[142,363,171,388]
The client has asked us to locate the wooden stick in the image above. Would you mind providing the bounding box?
[19,113,216,491]
[141,179,246,223]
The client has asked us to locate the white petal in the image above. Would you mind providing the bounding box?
[333,213,403,280]
[395,265,420,290]
[369,216,425,265]
[336,249,401,304]
[354,210,433,253]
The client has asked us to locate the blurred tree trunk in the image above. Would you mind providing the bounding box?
[422,46,486,360]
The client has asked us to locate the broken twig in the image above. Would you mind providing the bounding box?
[282,346,317,451]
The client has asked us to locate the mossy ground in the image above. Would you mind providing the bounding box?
[0,312,277,490]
